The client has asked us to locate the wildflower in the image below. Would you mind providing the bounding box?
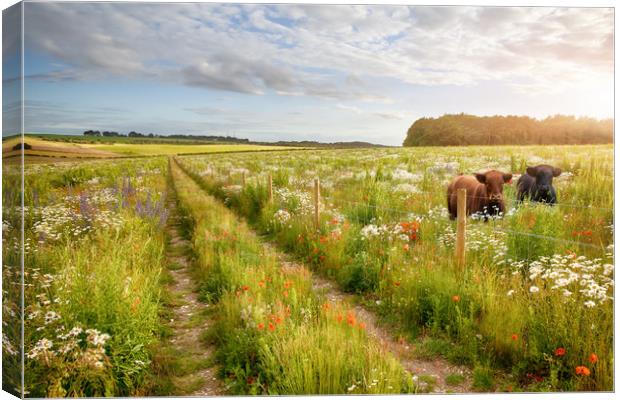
[452,295,460,302]
[322,302,330,311]
[589,353,598,364]
[258,280,265,288]
[403,243,410,251]
[507,290,515,297]
[529,286,540,293]
[257,323,265,330]
[44,311,61,325]
[584,300,596,308]
[284,280,293,289]
[394,281,401,287]
[554,347,566,357]
[336,314,343,323]
[358,322,366,330]
[575,366,591,376]
[511,334,519,341]
[131,297,141,312]
[346,312,356,327]
[242,285,250,292]
[268,322,275,331]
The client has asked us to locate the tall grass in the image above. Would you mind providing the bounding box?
[3,158,169,397]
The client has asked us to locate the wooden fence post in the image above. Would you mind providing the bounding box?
[241,171,246,187]
[455,188,467,270]
[313,178,320,230]
[268,174,273,203]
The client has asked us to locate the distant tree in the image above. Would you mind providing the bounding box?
[128,131,144,137]
[102,131,120,137]
[403,114,613,146]
[83,130,101,136]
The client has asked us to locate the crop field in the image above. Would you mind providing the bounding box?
[2,144,613,396]
[1,136,292,162]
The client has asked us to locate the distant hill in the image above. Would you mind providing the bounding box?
[403,114,613,147]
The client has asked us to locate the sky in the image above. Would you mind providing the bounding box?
[2,2,614,145]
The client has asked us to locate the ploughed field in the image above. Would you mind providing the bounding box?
[2,144,613,396]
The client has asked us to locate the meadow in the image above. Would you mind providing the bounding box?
[176,144,613,392]
[2,144,613,396]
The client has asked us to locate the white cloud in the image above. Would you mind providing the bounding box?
[336,104,362,114]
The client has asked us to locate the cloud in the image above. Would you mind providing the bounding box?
[21,3,612,101]
[336,104,362,114]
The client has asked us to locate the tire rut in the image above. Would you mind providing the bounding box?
[164,195,225,396]
[260,240,472,394]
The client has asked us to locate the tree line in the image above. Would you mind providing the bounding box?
[83,130,251,142]
[403,114,613,146]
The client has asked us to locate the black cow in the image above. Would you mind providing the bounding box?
[516,164,561,204]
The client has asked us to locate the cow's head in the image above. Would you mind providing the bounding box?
[475,170,512,213]
[526,165,561,198]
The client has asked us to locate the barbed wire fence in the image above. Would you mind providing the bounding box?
[176,159,613,263]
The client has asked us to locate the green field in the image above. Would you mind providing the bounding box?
[2,144,613,396]
[2,135,298,161]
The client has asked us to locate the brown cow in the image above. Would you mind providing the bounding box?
[447,170,512,220]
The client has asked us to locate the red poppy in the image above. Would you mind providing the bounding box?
[242,285,249,291]
[283,290,289,298]
[358,322,366,330]
[268,322,275,331]
[319,255,326,262]
[257,322,265,330]
[336,314,343,323]
[589,353,598,364]
[284,280,293,289]
[575,366,591,376]
[452,295,460,302]
[554,347,566,357]
[394,281,401,287]
[322,302,330,311]
[511,334,519,341]
[346,312,356,327]
[403,243,410,252]
[258,280,265,288]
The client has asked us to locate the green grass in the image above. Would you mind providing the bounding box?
[445,373,465,386]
